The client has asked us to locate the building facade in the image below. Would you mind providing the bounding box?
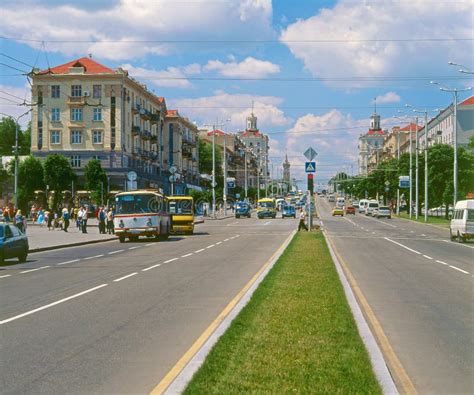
[30,57,199,193]
[358,111,387,175]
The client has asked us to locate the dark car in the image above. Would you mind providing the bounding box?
[235,202,251,218]
[0,224,29,263]
[282,205,296,218]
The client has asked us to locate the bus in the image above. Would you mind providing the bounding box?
[113,190,170,243]
[257,198,276,219]
[169,196,194,234]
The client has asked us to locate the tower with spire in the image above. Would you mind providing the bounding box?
[283,153,290,183]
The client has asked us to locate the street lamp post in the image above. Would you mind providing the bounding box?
[0,109,31,209]
[430,80,472,207]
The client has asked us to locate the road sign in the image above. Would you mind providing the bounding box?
[305,162,316,173]
[127,171,137,181]
[384,186,390,192]
[169,174,179,183]
[304,147,317,161]
[399,175,410,188]
[384,180,390,186]
[169,165,177,174]
[227,180,235,189]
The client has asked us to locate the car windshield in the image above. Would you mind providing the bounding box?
[467,209,474,221]
[258,202,274,208]
[369,203,378,208]
[379,206,389,210]
[169,199,192,215]
[115,194,160,214]
[236,203,248,209]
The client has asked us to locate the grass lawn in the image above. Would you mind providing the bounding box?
[396,212,450,228]
[184,232,381,394]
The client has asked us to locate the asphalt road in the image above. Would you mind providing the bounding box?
[318,197,473,394]
[0,215,298,394]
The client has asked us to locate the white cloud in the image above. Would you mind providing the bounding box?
[169,91,291,129]
[1,0,274,61]
[375,92,401,104]
[120,63,201,89]
[205,57,280,78]
[280,0,472,87]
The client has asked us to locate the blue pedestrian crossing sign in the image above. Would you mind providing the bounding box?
[305,162,316,173]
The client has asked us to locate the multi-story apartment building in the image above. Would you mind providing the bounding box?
[358,111,387,175]
[30,56,198,193]
[163,110,200,194]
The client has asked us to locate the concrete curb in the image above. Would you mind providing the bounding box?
[323,230,399,395]
[29,237,116,253]
[199,215,234,221]
[193,220,205,225]
[164,230,297,395]
[393,215,449,231]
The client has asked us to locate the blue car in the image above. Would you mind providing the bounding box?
[235,202,251,218]
[0,224,29,263]
[282,205,296,218]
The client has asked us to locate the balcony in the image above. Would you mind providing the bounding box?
[139,107,151,120]
[182,145,192,157]
[67,96,85,106]
[150,134,158,143]
[132,103,141,114]
[182,134,196,146]
[150,113,161,123]
[132,125,141,136]
[142,130,152,140]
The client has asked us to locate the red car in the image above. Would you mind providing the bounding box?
[345,206,356,215]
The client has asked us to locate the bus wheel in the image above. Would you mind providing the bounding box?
[118,235,125,243]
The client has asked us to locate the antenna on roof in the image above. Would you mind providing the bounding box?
[374,97,377,113]
[88,53,93,58]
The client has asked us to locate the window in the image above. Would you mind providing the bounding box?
[70,155,81,168]
[71,130,82,144]
[71,108,83,121]
[50,130,61,144]
[71,85,82,97]
[93,84,102,98]
[93,107,102,121]
[92,155,101,161]
[51,108,60,122]
[51,85,60,98]
[92,130,103,144]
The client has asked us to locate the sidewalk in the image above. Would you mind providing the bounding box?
[25,224,116,252]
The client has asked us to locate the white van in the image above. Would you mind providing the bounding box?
[358,199,368,213]
[450,200,474,242]
[365,200,379,216]
[336,197,345,208]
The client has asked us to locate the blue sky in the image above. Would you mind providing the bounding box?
[1,0,472,186]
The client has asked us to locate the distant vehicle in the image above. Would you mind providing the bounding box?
[276,198,286,211]
[352,200,359,208]
[365,200,379,216]
[114,190,170,242]
[257,198,276,219]
[450,199,474,242]
[332,207,344,216]
[373,206,391,219]
[282,205,296,218]
[345,206,356,215]
[169,196,194,234]
[336,197,345,208]
[235,201,251,218]
[328,195,336,202]
[0,223,29,262]
[358,199,369,213]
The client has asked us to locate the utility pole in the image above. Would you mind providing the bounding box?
[223,132,227,216]
[212,123,216,217]
[409,122,413,218]
[244,149,248,200]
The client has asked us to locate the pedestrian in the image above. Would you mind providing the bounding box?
[3,207,10,222]
[37,209,45,226]
[62,208,70,232]
[82,207,88,233]
[77,207,83,230]
[298,210,308,231]
[46,210,53,230]
[98,206,106,234]
[14,210,24,232]
[106,208,114,234]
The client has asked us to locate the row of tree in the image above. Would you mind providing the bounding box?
[332,138,474,218]
[0,117,31,156]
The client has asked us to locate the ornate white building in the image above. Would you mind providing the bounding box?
[358,111,387,175]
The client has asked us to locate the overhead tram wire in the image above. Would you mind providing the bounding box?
[0,62,29,74]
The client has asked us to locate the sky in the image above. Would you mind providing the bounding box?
[0,0,473,188]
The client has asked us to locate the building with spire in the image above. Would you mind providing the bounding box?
[282,153,290,183]
[358,103,387,175]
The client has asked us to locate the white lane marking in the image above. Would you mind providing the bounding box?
[410,230,415,233]
[0,284,108,325]
[364,216,397,228]
[442,240,474,249]
[449,265,469,274]
[235,234,240,237]
[343,216,357,226]
[145,243,155,247]
[20,266,50,274]
[57,259,80,265]
[263,221,271,226]
[142,264,161,272]
[227,221,239,226]
[420,234,426,237]
[206,244,215,249]
[384,237,422,255]
[223,239,230,242]
[436,260,448,265]
[113,272,138,282]
[372,232,376,234]
[84,254,104,260]
[108,250,124,255]
[0,274,12,278]
[422,255,433,260]
[181,253,193,258]
[164,258,178,263]
[195,248,205,253]
[128,246,140,250]
[216,241,222,245]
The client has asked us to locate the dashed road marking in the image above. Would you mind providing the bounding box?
[449,265,469,274]
[113,272,138,282]
[206,244,215,249]
[436,260,448,265]
[0,284,108,325]
[145,243,155,247]
[142,264,161,272]
[181,253,193,258]
[195,248,205,253]
[223,238,229,242]
[20,266,50,274]
[420,234,426,237]
[128,246,140,250]
[216,241,222,245]
[0,274,12,279]
[384,237,421,255]
[84,254,104,260]
[108,250,124,255]
[57,259,80,265]
[423,255,433,260]
[164,258,178,263]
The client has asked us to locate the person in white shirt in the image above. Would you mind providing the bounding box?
[298,210,308,231]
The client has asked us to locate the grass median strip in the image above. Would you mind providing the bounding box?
[184,231,381,394]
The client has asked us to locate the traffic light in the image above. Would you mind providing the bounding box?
[307,173,314,193]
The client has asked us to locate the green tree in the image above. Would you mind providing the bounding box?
[84,159,108,205]
[16,156,45,211]
[0,117,31,156]
[20,121,31,155]
[43,154,76,210]
[198,139,222,178]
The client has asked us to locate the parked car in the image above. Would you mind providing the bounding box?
[332,207,344,216]
[235,202,251,218]
[282,205,296,218]
[0,224,29,263]
[352,200,359,208]
[373,206,391,219]
[450,199,474,242]
[328,195,336,202]
[358,199,368,213]
[345,205,356,215]
[365,200,379,216]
